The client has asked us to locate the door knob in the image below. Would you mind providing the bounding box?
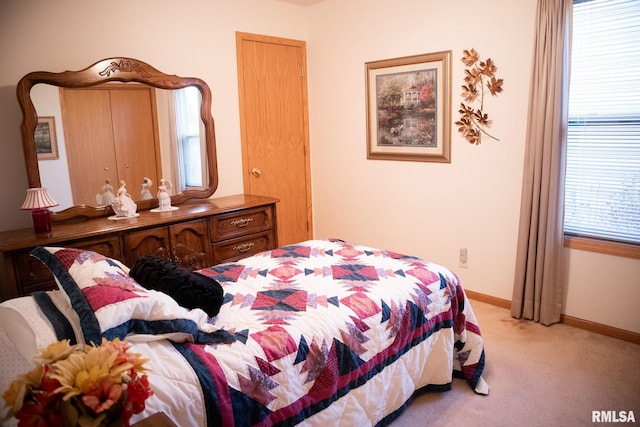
[251,168,262,177]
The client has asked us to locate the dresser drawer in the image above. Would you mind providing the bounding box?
[211,231,276,264]
[15,252,57,293]
[210,206,274,242]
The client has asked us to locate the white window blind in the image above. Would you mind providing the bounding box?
[564,0,640,244]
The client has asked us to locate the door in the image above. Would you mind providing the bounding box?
[61,89,117,206]
[109,87,161,198]
[61,86,161,206]
[236,32,312,246]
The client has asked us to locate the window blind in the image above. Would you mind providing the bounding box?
[564,0,640,244]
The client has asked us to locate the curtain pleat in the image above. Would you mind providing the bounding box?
[511,0,572,326]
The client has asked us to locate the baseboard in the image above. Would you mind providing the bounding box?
[464,289,640,345]
[464,290,511,309]
[559,314,640,345]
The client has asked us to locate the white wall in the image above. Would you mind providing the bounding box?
[305,0,640,334]
[0,0,638,333]
[307,0,532,299]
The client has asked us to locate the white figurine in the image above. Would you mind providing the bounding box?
[157,178,173,211]
[141,177,153,200]
[111,180,138,217]
[96,179,116,207]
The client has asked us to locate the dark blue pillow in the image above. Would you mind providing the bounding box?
[130,256,224,317]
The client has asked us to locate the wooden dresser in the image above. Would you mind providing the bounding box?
[0,194,278,301]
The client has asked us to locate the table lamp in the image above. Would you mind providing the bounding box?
[21,188,59,233]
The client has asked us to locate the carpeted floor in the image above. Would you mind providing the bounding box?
[395,299,640,427]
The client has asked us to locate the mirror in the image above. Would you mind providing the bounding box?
[17,57,219,221]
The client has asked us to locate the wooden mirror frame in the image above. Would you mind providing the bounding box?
[17,57,219,221]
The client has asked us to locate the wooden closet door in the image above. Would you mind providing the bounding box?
[61,89,118,206]
[61,86,161,206]
[109,87,160,200]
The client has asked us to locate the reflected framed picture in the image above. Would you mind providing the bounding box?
[35,116,58,160]
[366,50,452,163]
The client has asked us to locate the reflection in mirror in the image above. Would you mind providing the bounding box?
[18,57,218,220]
[32,84,208,209]
[167,86,207,191]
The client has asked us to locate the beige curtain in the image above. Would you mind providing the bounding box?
[511,0,572,326]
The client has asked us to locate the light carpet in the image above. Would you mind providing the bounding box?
[395,299,640,427]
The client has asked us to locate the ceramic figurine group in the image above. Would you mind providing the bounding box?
[103,177,176,219]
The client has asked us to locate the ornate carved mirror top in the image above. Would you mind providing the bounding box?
[17,57,218,221]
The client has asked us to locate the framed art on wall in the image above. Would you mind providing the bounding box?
[366,50,452,162]
[35,116,59,160]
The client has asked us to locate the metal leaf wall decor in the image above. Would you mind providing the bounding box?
[455,48,504,144]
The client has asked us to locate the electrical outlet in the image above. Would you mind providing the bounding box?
[459,248,468,268]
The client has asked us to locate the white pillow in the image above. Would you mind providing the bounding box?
[0,296,57,362]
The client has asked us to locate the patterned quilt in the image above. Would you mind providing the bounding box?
[174,239,488,426]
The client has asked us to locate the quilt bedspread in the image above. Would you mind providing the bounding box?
[177,239,488,426]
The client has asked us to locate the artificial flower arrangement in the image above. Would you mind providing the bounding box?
[2,338,153,427]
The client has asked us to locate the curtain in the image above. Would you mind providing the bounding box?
[511,0,572,326]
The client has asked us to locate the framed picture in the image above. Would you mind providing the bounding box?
[366,50,452,162]
[35,116,59,160]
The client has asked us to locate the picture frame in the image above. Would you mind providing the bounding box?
[366,50,452,162]
[35,116,59,160]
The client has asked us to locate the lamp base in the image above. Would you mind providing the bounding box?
[32,208,52,233]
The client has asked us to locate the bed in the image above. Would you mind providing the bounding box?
[0,238,488,426]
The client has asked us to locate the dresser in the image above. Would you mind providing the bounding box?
[0,194,278,301]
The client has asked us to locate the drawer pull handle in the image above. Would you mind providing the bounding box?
[231,218,253,228]
[233,242,255,253]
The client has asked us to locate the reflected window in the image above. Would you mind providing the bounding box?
[182,135,202,187]
[174,87,203,188]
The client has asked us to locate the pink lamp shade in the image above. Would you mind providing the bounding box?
[21,188,59,233]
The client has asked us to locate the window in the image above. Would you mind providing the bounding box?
[564,0,640,248]
[174,86,204,188]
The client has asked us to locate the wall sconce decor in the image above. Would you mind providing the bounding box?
[21,188,59,233]
[455,48,503,144]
